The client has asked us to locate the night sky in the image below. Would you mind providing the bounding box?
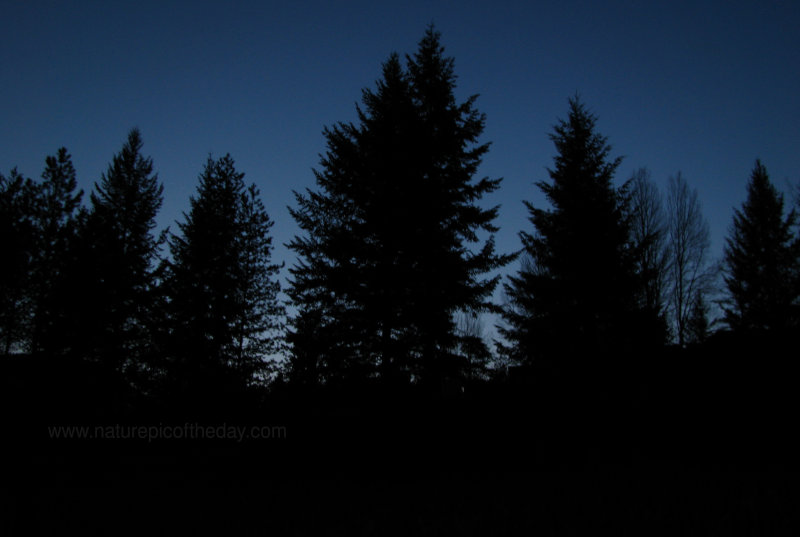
[2,0,799,317]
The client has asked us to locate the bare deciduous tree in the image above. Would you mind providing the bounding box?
[455,309,490,380]
[665,172,715,346]
[628,167,668,321]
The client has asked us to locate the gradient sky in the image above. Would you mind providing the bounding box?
[2,1,799,316]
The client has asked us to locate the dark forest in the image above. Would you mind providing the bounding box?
[2,27,799,534]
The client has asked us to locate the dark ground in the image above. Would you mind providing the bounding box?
[2,340,798,535]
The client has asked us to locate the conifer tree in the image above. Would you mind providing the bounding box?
[0,169,38,353]
[500,97,646,368]
[404,26,512,384]
[72,129,165,376]
[165,155,284,394]
[723,160,799,333]
[288,28,510,387]
[29,148,84,354]
[288,54,414,384]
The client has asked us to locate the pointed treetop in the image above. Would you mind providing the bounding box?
[407,23,457,101]
[91,128,163,219]
[723,159,799,332]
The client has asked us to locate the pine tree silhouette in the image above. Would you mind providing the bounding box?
[288,27,511,389]
[164,154,284,400]
[28,148,84,354]
[723,160,799,333]
[70,129,165,380]
[0,168,38,353]
[500,97,646,371]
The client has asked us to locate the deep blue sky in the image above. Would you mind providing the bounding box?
[3,0,799,304]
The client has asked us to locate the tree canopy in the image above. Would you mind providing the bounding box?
[72,128,165,377]
[0,168,38,353]
[28,148,84,354]
[165,154,284,396]
[723,160,799,333]
[287,26,511,388]
[499,96,656,370]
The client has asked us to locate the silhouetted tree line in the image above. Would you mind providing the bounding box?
[1,132,284,410]
[2,27,799,412]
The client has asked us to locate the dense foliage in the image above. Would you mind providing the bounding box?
[499,97,662,374]
[287,27,512,388]
[723,160,799,332]
[1,28,797,408]
[164,154,284,397]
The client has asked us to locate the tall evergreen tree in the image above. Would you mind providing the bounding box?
[404,26,512,384]
[28,148,84,354]
[288,28,510,388]
[723,160,799,333]
[0,168,38,353]
[165,155,284,395]
[288,54,414,385]
[499,97,647,369]
[71,129,165,377]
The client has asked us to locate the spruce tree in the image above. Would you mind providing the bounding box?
[288,55,413,384]
[404,26,512,384]
[29,148,84,354]
[288,28,510,387]
[165,155,284,395]
[500,97,644,369]
[723,160,799,333]
[73,129,165,376]
[0,168,38,353]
